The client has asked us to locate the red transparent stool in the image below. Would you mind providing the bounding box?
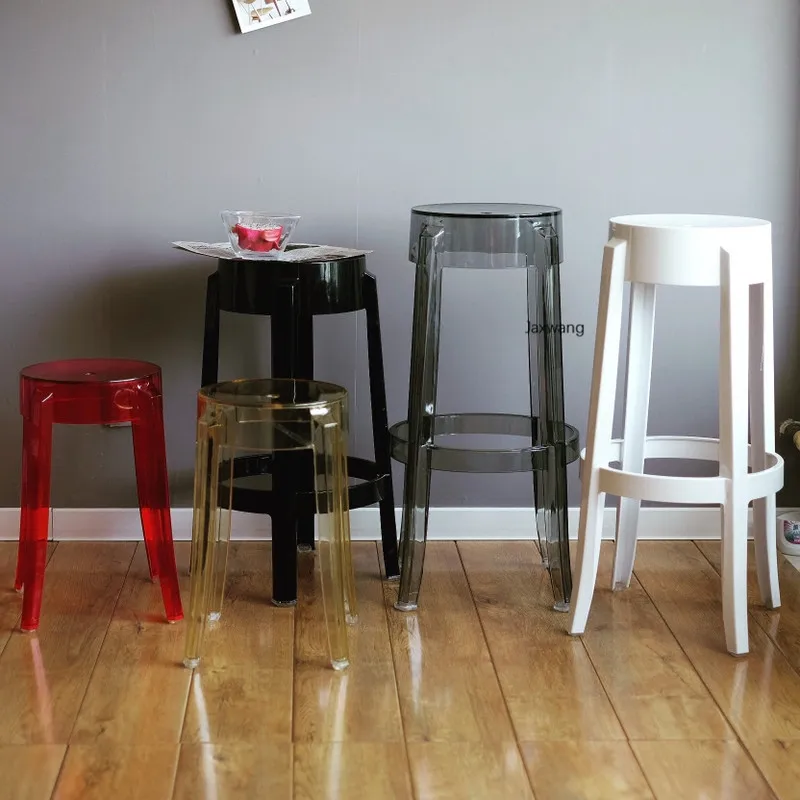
[15,358,184,631]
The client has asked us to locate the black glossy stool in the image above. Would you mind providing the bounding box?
[201,248,400,604]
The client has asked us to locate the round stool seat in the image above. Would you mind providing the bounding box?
[200,376,346,408]
[409,203,563,269]
[20,358,163,426]
[22,358,160,384]
[609,214,772,287]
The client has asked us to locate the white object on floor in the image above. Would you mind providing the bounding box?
[776,509,800,557]
[568,214,784,657]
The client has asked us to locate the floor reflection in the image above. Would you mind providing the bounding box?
[189,673,219,800]
[29,635,54,744]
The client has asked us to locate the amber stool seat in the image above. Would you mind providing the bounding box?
[183,378,357,671]
[16,358,183,631]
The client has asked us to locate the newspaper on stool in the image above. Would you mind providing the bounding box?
[172,241,372,262]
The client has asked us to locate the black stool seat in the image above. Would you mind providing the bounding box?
[202,246,400,604]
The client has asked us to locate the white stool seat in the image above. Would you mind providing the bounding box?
[569,214,784,656]
[609,214,773,286]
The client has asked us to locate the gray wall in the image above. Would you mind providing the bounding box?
[1,0,799,509]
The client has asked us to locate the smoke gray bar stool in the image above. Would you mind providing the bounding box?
[390,203,580,612]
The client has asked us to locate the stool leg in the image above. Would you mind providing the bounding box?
[612,283,656,590]
[294,314,316,552]
[201,271,220,388]
[569,239,627,636]
[719,248,750,655]
[363,271,400,580]
[132,390,183,623]
[184,414,225,668]
[335,402,358,622]
[314,414,355,670]
[132,409,159,583]
[271,452,298,605]
[528,224,571,609]
[191,271,221,581]
[272,283,312,590]
[208,455,234,620]
[749,277,780,610]
[18,398,54,631]
[396,225,445,611]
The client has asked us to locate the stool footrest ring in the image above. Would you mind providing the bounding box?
[220,454,388,515]
[580,435,783,504]
[389,413,581,474]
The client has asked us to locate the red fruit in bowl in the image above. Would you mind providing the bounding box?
[231,224,259,246]
[231,223,284,252]
[249,240,275,252]
[259,226,283,244]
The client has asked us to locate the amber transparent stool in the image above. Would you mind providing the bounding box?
[183,378,357,671]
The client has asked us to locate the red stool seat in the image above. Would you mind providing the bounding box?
[16,358,183,630]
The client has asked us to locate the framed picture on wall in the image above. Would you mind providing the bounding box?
[230,0,311,34]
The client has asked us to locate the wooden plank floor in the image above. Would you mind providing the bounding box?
[1,540,800,798]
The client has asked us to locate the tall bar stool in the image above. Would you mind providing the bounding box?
[183,377,357,671]
[201,250,399,605]
[391,203,581,612]
[16,358,183,630]
[569,214,784,655]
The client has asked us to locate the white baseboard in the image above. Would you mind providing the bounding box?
[0,505,767,542]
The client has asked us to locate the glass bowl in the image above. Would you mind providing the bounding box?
[221,211,301,259]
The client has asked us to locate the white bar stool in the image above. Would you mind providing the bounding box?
[568,214,784,655]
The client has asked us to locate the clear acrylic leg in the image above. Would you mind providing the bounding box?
[396,225,445,611]
[333,401,357,623]
[184,416,224,669]
[314,415,352,669]
[208,448,234,622]
[527,224,572,610]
